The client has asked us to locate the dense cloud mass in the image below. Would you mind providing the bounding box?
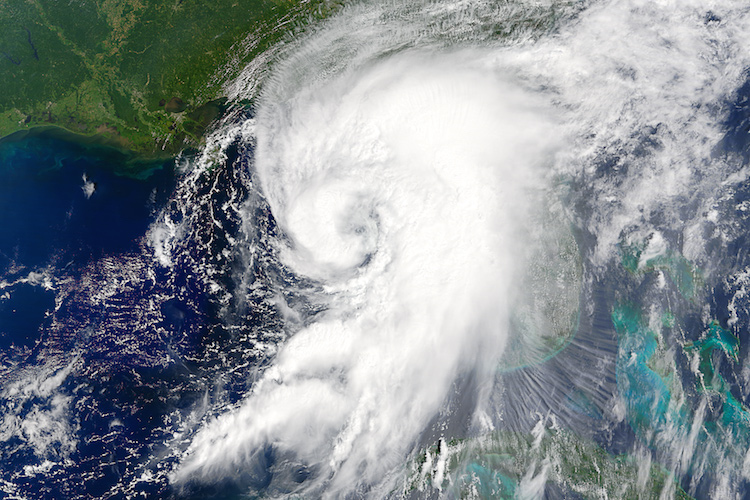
[175,48,561,495]
[168,0,750,497]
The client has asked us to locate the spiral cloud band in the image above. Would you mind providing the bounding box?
[175,23,563,499]
[172,0,750,496]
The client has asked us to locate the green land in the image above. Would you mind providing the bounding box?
[0,0,339,157]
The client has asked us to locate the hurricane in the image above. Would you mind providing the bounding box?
[4,0,750,498]
[176,38,567,498]
[164,0,750,497]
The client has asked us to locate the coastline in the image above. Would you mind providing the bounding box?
[0,125,180,179]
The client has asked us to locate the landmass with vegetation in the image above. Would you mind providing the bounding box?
[0,0,339,157]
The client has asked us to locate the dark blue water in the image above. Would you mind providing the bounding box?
[0,132,175,270]
[0,132,175,352]
[0,132,184,498]
[0,127,284,499]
